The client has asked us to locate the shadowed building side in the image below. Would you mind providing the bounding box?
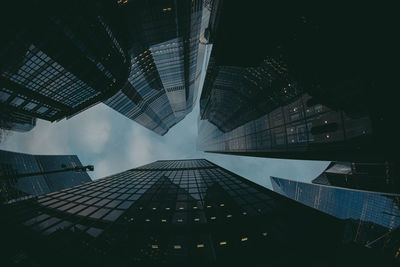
[103,0,217,135]
[0,1,129,128]
[0,149,92,202]
[197,2,397,162]
[271,175,400,259]
[1,159,393,266]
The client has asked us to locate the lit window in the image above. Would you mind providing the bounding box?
[206,205,212,208]
[145,218,150,222]
[194,218,200,222]
[242,212,247,215]
[161,219,166,223]
[219,241,227,246]
[262,232,267,236]
[241,237,248,242]
[211,216,216,220]
[219,203,224,207]
[174,245,181,249]
[177,219,183,223]
[179,207,184,210]
[193,206,198,209]
[226,214,232,218]
[152,207,156,210]
[165,207,170,210]
[152,245,159,249]
[197,244,204,248]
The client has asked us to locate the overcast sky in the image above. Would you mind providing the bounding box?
[0,101,329,189]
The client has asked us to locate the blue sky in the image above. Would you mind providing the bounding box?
[0,100,329,189]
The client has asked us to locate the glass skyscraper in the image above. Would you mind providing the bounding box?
[312,161,399,194]
[271,176,400,254]
[197,56,373,161]
[0,110,36,135]
[2,159,390,266]
[197,2,395,162]
[103,0,216,135]
[0,149,92,203]
[0,1,129,124]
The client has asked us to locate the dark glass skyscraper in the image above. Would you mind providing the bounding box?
[103,0,216,135]
[198,81,373,161]
[271,176,400,256]
[0,149,92,202]
[2,159,392,266]
[312,161,399,194]
[0,1,129,124]
[197,2,396,162]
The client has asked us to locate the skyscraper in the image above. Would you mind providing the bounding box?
[197,2,396,162]
[0,1,129,124]
[312,161,399,194]
[1,159,391,266]
[0,149,92,202]
[198,65,373,161]
[0,110,36,134]
[271,176,400,256]
[102,0,217,135]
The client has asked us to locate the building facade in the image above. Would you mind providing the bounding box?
[312,161,400,194]
[197,2,396,162]
[0,1,129,124]
[271,176,400,254]
[2,159,391,266]
[0,149,92,202]
[103,0,216,135]
[197,59,373,160]
[0,110,36,133]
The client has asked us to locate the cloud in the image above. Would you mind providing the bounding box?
[1,101,329,190]
[77,117,111,154]
[126,125,173,167]
[0,119,70,155]
[65,104,112,154]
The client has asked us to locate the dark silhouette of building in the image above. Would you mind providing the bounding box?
[0,149,92,202]
[312,161,400,194]
[0,1,129,124]
[271,175,400,260]
[102,0,218,135]
[197,2,397,162]
[1,159,394,266]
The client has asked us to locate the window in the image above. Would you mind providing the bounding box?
[103,210,124,222]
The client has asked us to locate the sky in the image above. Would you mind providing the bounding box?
[0,100,329,189]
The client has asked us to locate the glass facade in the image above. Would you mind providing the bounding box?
[198,55,373,160]
[0,110,36,133]
[271,176,400,248]
[0,2,128,123]
[313,161,400,194]
[0,159,369,266]
[104,0,214,135]
[0,149,91,202]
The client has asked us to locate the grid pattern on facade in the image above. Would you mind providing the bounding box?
[0,3,129,122]
[1,159,346,266]
[104,0,212,135]
[0,150,91,202]
[198,93,372,157]
[271,176,400,245]
[2,44,99,109]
